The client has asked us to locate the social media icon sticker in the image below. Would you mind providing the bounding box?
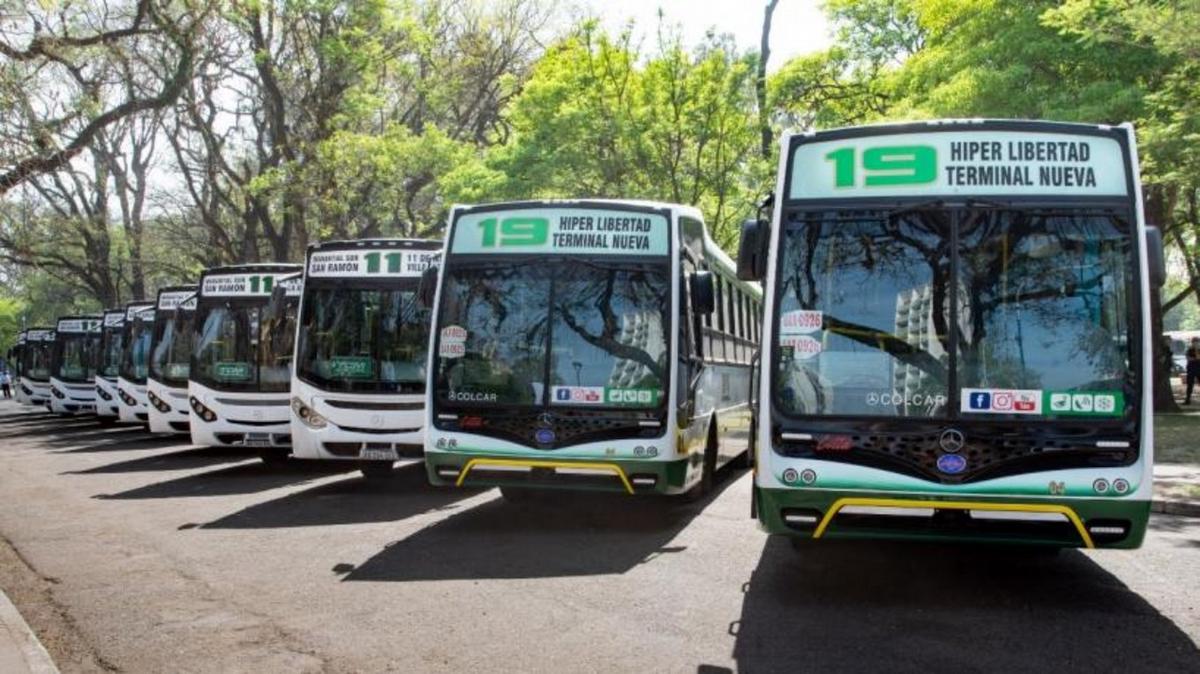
[969,392,991,410]
[1072,394,1093,412]
[1094,394,1115,413]
[1050,393,1071,412]
[993,392,1013,411]
[556,388,570,401]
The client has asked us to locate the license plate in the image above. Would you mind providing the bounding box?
[361,447,398,461]
[242,433,272,447]
[80,405,95,412]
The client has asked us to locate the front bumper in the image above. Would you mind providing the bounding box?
[756,487,1150,549]
[425,449,693,495]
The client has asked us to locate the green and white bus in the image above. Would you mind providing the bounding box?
[94,309,126,419]
[425,200,761,498]
[18,327,55,408]
[147,286,198,434]
[739,120,1164,549]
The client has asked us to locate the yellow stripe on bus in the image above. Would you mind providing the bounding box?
[454,457,635,494]
[811,496,1095,548]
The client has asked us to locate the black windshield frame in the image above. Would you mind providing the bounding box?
[432,254,674,413]
[97,325,124,379]
[770,203,1141,425]
[52,333,96,383]
[295,277,430,394]
[149,309,196,387]
[191,296,299,393]
[21,341,53,382]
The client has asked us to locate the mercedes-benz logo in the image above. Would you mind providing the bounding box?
[939,429,965,453]
[537,412,554,428]
[370,414,383,427]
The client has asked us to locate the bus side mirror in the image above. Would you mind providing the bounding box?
[690,271,715,315]
[737,219,768,281]
[418,265,439,307]
[1146,226,1165,288]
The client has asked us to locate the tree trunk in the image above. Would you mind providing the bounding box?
[756,0,780,160]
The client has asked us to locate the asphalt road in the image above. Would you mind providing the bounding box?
[0,401,1197,673]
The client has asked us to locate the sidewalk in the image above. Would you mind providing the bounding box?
[1153,462,1200,517]
[0,589,58,674]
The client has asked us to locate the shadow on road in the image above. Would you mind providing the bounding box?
[200,461,486,529]
[54,435,185,454]
[64,446,254,474]
[41,425,148,447]
[728,537,1200,672]
[94,457,356,499]
[0,416,102,440]
[343,466,744,582]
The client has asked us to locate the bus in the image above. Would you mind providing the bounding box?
[11,330,28,405]
[117,301,156,424]
[189,264,302,461]
[424,200,761,499]
[48,315,102,415]
[147,286,198,434]
[738,119,1164,549]
[94,309,126,419]
[18,327,55,408]
[290,239,440,478]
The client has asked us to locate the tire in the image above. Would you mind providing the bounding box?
[360,461,396,480]
[499,486,540,503]
[258,447,290,465]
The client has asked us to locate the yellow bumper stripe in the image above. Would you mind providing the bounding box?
[812,496,1095,549]
[454,457,635,495]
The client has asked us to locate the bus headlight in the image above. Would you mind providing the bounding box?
[118,388,138,406]
[291,396,327,429]
[96,386,113,402]
[148,391,172,414]
[51,386,65,399]
[189,396,217,423]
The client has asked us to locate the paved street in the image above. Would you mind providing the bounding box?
[0,401,1197,673]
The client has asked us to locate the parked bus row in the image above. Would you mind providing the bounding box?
[3,119,1165,550]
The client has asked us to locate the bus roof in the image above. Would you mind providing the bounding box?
[452,198,705,222]
[307,238,441,253]
[787,118,1130,142]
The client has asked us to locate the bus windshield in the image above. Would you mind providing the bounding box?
[22,342,52,381]
[150,311,195,387]
[55,334,95,382]
[296,282,430,394]
[774,208,1133,418]
[192,300,296,392]
[98,326,124,379]
[120,316,155,383]
[434,259,671,408]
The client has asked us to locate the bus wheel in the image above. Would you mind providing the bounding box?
[258,447,290,465]
[360,461,396,480]
[500,486,540,503]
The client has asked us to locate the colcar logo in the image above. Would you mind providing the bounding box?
[939,428,965,453]
[370,414,384,428]
[534,428,556,445]
[936,454,967,475]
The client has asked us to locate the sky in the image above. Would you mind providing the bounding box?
[582,0,833,70]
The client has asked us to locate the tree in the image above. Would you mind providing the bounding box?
[0,0,209,195]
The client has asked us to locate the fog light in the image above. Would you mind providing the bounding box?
[290,396,326,429]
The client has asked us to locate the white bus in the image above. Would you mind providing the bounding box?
[116,301,156,424]
[11,331,28,405]
[189,264,302,461]
[290,239,440,478]
[48,315,102,415]
[94,309,126,419]
[739,119,1163,549]
[424,200,761,499]
[147,286,198,434]
[18,327,55,408]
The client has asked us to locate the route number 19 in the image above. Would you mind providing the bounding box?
[478,217,550,247]
[825,145,937,188]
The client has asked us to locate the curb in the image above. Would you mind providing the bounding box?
[0,589,58,674]
[1151,498,1200,518]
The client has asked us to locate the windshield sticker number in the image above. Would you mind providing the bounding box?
[215,362,253,381]
[780,335,822,359]
[780,310,822,335]
[439,325,467,359]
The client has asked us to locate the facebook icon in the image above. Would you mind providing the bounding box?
[968,391,992,410]
[555,388,571,401]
